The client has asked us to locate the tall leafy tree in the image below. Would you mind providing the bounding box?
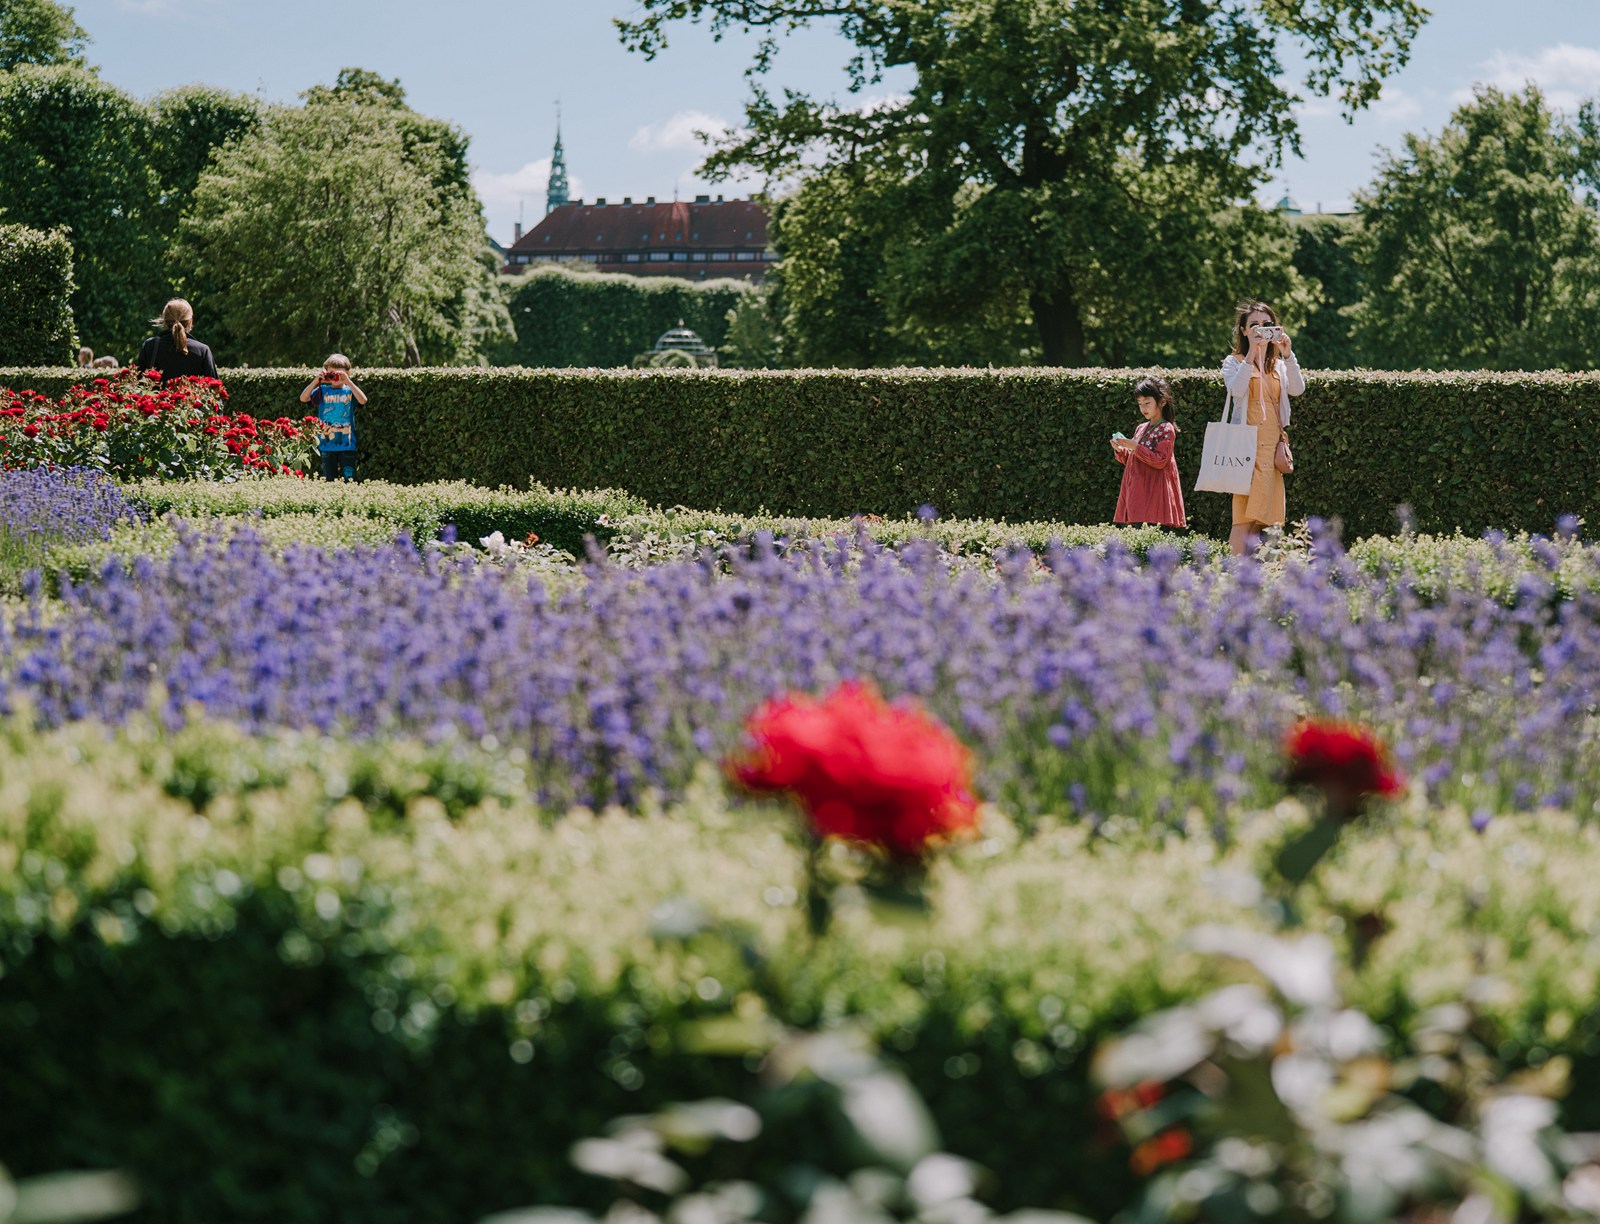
[1290,214,1362,370]
[0,0,87,71]
[618,0,1425,366]
[1349,85,1600,371]
[179,101,509,366]
[0,8,258,358]
[300,68,513,363]
[0,65,158,354]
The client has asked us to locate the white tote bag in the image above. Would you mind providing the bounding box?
[1193,384,1258,496]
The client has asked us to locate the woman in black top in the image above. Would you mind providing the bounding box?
[133,298,219,383]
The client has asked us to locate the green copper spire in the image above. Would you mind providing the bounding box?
[546,105,570,214]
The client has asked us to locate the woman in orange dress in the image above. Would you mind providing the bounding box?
[1221,300,1305,555]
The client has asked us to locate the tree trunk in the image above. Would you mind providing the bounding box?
[1031,282,1088,367]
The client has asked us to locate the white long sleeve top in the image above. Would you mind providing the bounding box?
[1221,351,1306,428]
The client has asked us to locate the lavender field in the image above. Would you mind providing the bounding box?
[2,469,1596,830]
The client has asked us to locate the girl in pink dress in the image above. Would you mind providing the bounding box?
[1112,376,1186,529]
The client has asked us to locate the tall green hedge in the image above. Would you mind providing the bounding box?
[4,366,1597,537]
[0,223,75,365]
[491,265,749,367]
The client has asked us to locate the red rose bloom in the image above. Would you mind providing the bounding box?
[1285,720,1404,805]
[730,680,980,860]
[21,424,38,438]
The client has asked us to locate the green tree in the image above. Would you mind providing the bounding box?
[1348,85,1600,371]
[299,67,512,363]
[771,165,1041,367]
[179,101,508,366]
[618,0,1426,367]
[1289,213,1362,369]
[0,66,158,355]
[720,281,784,368]
[148,85,263,232]
[0,0,88,71]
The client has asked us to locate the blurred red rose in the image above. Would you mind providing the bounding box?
[730,679,980,860]
[1285,720,1403,805]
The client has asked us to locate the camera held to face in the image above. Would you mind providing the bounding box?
[322,369,341,383]
[1251,324,1283,342]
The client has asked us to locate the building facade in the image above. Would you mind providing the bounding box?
[504,195,773,282]
[502,128,773,282]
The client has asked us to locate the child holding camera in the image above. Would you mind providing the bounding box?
[1111,375,1186,529]
[298,354,367,481]
[1221,300,1305,555]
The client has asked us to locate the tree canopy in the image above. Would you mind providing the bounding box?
[180,100,510,367]
[1348,85,1600,371]
[618,0,1426,366]
[0,0,88,71]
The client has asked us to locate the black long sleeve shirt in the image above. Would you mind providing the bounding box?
[134,335,219,383]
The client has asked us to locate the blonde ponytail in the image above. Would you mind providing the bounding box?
[152,298,194,356]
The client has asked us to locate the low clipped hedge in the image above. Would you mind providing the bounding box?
[122,477,649,555]
[8,717,1600,1221]
[4,367,1598,538]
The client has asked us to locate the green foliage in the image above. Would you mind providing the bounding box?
[617,0,1425,365]
[0,69,259,359]
[298,67,513,365]
[1288,213,1363,370]
[121,475,649,554]
[144,86,262,294]
[719,283,782,369]
[1348,85,1600,371]
[0,223,73,364]
[0,65,158,355]
[3,365,1599,539]
[492,263,746,368]
[0,0,87,71]
[7,716,1600,1219]
[300,65,409,110]
[601,506,1205,566]
[770,169,1039,368]
[179,101,510,368]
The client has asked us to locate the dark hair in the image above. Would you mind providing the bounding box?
[1133,375,1178,429]
[1232,299,1278,357]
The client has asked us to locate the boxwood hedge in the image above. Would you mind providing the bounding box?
[3,367,1596,538]
[6,717,1600,1222]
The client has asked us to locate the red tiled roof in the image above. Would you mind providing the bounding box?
[509,198,769,255]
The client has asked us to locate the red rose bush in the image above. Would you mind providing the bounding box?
[1,371,317,481]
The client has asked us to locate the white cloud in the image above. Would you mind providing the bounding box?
[472,159,588,243]
[1370,86,1423,123]
[629,110,735,154]
[1294,85,1421,124]
[1469,43,1600,111]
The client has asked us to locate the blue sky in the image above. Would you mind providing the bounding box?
[77,0,1600,244]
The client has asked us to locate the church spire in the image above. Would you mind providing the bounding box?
[546,102,570,214]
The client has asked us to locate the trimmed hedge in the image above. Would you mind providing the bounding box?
[7,716,1600,1220]
[491,265,749,367]
[121,477,649,555]
[0,224,75,365]
[4,366,1598,538]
